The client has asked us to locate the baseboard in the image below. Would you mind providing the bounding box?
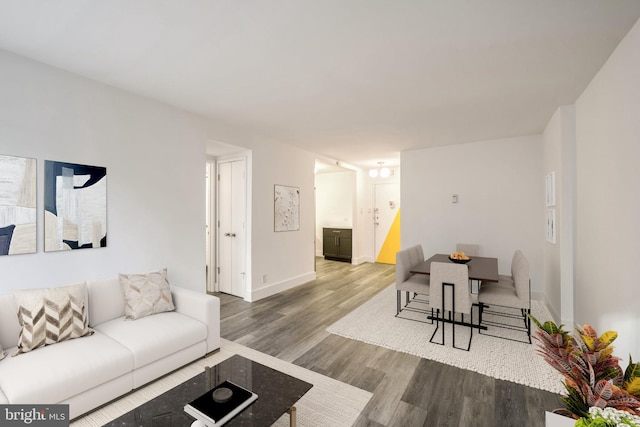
[535,291,561,325]
[248,271,316,302]
[353,255,374,265]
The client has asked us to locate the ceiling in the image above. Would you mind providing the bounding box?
[1,1,639,169]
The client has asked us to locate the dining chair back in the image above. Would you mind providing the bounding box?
[430,262,472,315]
[478,250,531,342]
[429,262,474,350]
[396,244,425,286]
[395,245,430,320]
[456,243,479,257]
[512,250,530,307]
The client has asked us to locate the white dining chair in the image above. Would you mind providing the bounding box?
[395,245,431,322]
[456,243,480,292]
[455,243,479,257]
[429,262,476,350]
[478,250,531,343]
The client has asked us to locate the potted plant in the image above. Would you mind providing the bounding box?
[529,315,640,424]
[575,407,640,426]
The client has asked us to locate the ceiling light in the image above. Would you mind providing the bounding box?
[369,162,392,178]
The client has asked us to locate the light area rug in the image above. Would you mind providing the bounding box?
[327,285,565,394]
[71,338,371,427]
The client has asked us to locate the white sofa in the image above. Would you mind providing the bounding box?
[0,276,221,420]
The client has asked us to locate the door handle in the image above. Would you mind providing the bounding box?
[224,232,230,237]
[230,233,236,237]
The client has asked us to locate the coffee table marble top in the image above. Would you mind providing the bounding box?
[105,354,313,426]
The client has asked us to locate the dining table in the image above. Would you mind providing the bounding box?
[409,253,500,335]
[410,253,499,283]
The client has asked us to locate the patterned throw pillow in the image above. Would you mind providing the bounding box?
[12,283,93,356]
[0,342,5,361]
[119,268,175,320]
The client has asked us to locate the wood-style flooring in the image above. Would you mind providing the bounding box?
[215,257,562,426]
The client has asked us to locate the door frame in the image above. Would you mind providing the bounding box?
[214,156,249,296]
[206,160,215,293]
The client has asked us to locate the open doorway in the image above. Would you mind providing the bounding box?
[314,160,356,275]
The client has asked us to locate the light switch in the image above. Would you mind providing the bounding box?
[452,194,458,203]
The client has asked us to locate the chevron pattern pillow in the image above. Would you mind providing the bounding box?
[119,268,175,320]
[12,283,93,356]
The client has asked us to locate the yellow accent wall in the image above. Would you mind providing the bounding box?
[376,209,401,264]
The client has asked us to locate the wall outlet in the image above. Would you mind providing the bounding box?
[262,274,268,284]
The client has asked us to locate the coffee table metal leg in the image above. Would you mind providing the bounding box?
[287,406,296,427]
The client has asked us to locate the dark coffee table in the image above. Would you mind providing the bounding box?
[105,354,313,426]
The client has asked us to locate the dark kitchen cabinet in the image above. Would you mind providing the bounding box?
[322,228,352,263]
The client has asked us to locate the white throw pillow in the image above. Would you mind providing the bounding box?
[119,268,175,320]
[12,283,93,356]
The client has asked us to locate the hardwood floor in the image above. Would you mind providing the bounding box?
[215,257,562,426]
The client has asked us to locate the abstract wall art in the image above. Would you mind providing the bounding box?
[44,161,107,251]
[546,209,556,244]
[0,154,37,255]
[274,184,300,232]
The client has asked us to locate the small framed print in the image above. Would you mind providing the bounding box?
[546,209,556,244]
[274,184,300,232]
[545,172,556,207]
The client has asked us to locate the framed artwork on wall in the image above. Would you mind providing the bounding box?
[44,160,107,251]
[0,154,37,255]
[545,172,556,207]
[546,209,556,244]
[274,184,300,232]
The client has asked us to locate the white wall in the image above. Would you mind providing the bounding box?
[541,105,576,324]
[0,50,208,292]
[243,140,316,301]
[401,136,544,291]
[315,171,355,255]
[574,18,640,360]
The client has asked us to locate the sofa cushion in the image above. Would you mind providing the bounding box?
[94,311,206,369]
[12,283,92,355]
[86,277,125,327]
[0,294,20,351]
[119,268,175,320]
[0,331,133,404]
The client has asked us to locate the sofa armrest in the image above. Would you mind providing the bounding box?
[171,286,220,353]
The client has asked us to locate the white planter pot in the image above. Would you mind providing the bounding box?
[545,411,575,427]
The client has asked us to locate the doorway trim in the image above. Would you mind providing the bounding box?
[206,150,252,299]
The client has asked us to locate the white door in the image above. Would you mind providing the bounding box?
[217,159,247,298]
[374,183,400,262]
